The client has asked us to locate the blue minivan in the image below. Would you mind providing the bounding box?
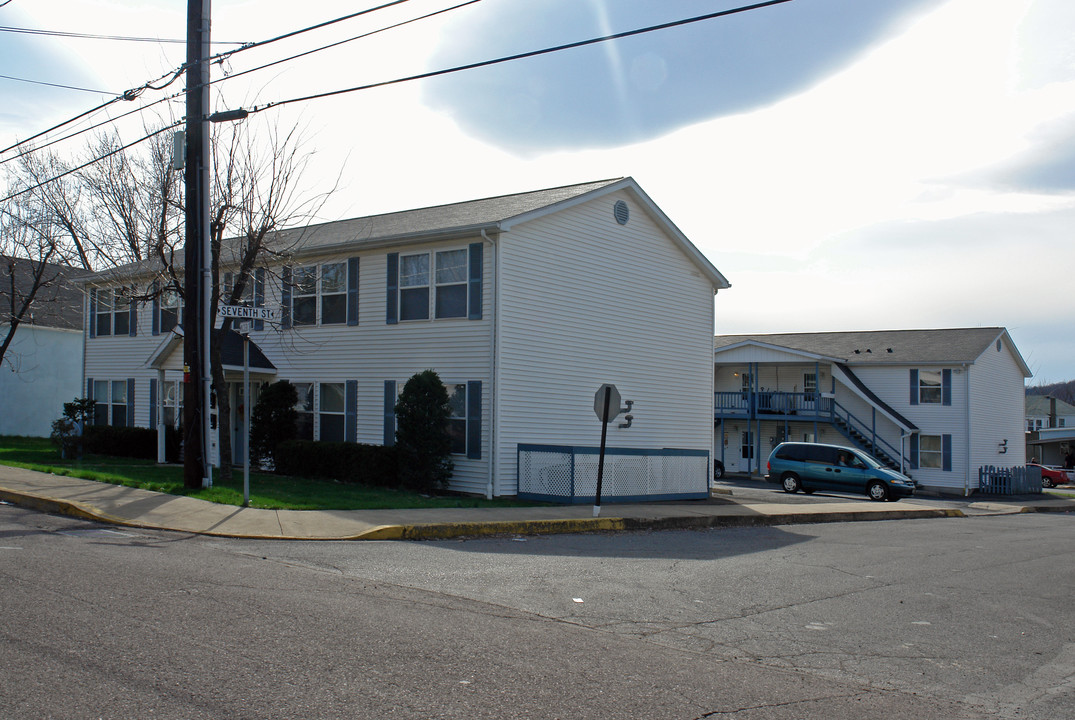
[765,442,915,501]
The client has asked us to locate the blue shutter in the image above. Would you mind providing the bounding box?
[468,242,483,321]
[89,289,97,338]
[909,434,919,470]
[383,380,396,446]
[345,380,358,443]
[150,378,158,429]
[347,257,360,326]
[86,377,94,400]
[909,369,918,406]
[386,253,399,325]
[942,434,952,471]
[127,378,136,428]
[942,369,952,406]
[253,268,265,331]
[466,380,482,459]
[281,266,292,329]
[151,281,160,336]
[128,295,137,337]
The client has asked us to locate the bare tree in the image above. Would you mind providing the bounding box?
[0,195,85,372]
[206,117,338,479]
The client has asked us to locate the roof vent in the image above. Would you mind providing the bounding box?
[613,200,629,225]
[886,348,893,353]
[866,348,872,353]
[853,349,861,354]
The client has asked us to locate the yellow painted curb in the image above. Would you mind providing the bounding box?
[360,517,628,541]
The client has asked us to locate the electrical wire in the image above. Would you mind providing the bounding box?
[0,72,110,94]
[212,0,482,90]
[252,0,795,114]
[0,1,422,158]
[0,24,246,45]
[0,121,182,204]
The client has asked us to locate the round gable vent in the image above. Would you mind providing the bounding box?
[613,200,629,225]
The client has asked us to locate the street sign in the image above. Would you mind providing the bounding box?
[594,383,622,423]
[219,305,279,321]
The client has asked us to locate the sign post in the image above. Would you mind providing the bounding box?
[242,331,250,507]
[593,383,622,517]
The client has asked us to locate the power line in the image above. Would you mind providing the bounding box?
[0,72,110,94]
[213,0,482,90]
[0,1,422,159]
[254,0,795,114]
[0,121,182,204]
[0,24,247,45]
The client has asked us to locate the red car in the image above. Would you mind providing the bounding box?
[1030,463,1069,488]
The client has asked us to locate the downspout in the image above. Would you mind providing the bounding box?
[899,431,912,476]
[481,229,497,499]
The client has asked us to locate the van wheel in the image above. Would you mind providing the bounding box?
[713,462,725,480]
[781,473,801,493]
[867,481,889,501]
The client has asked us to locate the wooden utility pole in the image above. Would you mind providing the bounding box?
[183,0,211,489]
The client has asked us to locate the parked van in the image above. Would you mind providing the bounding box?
[765,442,915,501]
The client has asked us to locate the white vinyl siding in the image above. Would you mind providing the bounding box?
[494,191,716,495]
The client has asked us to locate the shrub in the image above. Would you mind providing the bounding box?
[249,380,298,467]
[275,440,398,487]
[395,370,453,492]
[50,397,96,459]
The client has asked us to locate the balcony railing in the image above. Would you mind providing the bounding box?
[714,391,831,417]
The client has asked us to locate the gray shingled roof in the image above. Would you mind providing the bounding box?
[1026,395,1075,416]
[93,178,625,280]
[1,255,92,330]
[714,328,1019,368]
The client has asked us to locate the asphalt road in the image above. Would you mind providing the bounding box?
[1,501,1072,719]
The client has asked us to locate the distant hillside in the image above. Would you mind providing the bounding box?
[1027,380,1075,405]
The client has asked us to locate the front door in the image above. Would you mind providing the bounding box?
[738,431,754,474]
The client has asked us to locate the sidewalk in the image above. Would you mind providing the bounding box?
[1,464,1072,541]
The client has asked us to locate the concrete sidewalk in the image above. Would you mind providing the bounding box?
[1,464,1072,541]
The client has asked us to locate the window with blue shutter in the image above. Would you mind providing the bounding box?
[383,380,396,446]
[128,293,137,337]
[347,258,360,326]
[909,434,919,470]
[942,434,952,471]
[385,253,399,324]
[468,242,483,321]
[466,380,482,459]
[942,369,952,406]
[909,369,918,406]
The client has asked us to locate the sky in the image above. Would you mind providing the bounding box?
[2,0,1073,382]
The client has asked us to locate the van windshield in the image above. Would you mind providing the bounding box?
[856,452,883,469]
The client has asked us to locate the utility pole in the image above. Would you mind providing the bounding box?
[183,0,211,489]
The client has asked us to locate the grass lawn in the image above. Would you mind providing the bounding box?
[0,436,540,511]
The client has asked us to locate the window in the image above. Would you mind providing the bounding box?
[740,372,752,393]
[222,271,253,331]
[435,249,467,318]
[160,287,182,334]
[399,253,430,321]
[94,287,132,337]
[319,382,345,442]
[293,382,314,440]
[163,380,183,428]
[289,262,348,326]
[291,266,317,326]
[919,434,943,468]
[446,383,467,454]
[320,263,347,324]
[92,379,129,427]
[803,373,817,395]
[917,370,942,404]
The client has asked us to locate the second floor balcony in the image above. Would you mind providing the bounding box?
[715,390,833,419]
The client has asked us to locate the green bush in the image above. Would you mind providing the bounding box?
[395,370,453,492]
[82,424,181,462]
[249,380,298,466]
[275,440,398,487]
